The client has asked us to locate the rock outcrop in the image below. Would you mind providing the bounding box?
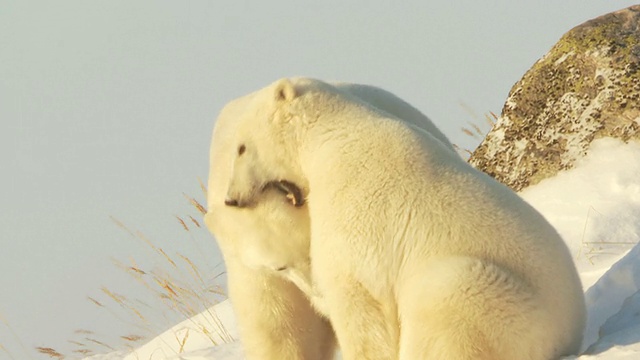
[470,5,640,191]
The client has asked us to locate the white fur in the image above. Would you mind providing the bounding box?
[223,77,586,360]
[205,81,453,359]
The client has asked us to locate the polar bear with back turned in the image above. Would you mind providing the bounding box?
[224,77,586,360]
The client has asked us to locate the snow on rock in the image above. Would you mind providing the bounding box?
[470,5,640,191]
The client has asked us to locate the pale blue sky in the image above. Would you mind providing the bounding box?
[1,1,637,357]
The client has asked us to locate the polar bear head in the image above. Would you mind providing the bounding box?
[224,78,313,208]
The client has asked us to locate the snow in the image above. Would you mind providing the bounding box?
[83,301,242,360]
[90,138,640,359]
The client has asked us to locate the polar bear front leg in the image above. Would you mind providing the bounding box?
[225,258,336,360]
[320,274,396,360]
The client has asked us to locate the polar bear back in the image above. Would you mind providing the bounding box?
[333,83,454,151]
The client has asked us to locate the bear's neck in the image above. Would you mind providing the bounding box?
[297,117,391,195]
[298,120,360,171]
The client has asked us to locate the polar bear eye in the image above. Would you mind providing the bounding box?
[238,144,246,156]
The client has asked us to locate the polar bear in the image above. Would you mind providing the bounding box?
[204,82,455,360]
[223,77,586,360]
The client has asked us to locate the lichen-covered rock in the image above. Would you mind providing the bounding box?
[470,5,640,191]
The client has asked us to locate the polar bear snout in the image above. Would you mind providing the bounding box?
[223,185,253,207]
[223,198,240,207]
[223,193,254,208]
[224,174,262,208]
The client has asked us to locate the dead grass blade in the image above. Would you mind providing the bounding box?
[121,334,145,342]
[188,215,201,228]
[109,216,136,238]
[178,329,189,353]
[176,216,189,231]
[183,193,207,215]
[197,177,208,199]
[85,338,116,351]
[1,312,34,359]
[35,347,64,359]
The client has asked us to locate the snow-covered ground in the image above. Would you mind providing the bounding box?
[89,138,640,359]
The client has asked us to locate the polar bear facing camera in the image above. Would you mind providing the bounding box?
[223,77,586,360]
[205,81,455,360]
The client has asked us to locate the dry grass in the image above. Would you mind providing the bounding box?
[35,347,64,359]
[30,187,230,359]
[0,312,32,360]
[461,112,497,140]
[454,110,497,158]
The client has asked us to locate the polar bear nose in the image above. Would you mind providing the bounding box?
[224,198,239,207]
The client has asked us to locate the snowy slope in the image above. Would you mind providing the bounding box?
[94,138,640,359]
[519,138,640,358]
[83,300,242,360]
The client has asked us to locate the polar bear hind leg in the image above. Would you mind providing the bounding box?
[397,256,551,360]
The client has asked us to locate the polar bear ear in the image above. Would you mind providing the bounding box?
[273,78,297,103]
